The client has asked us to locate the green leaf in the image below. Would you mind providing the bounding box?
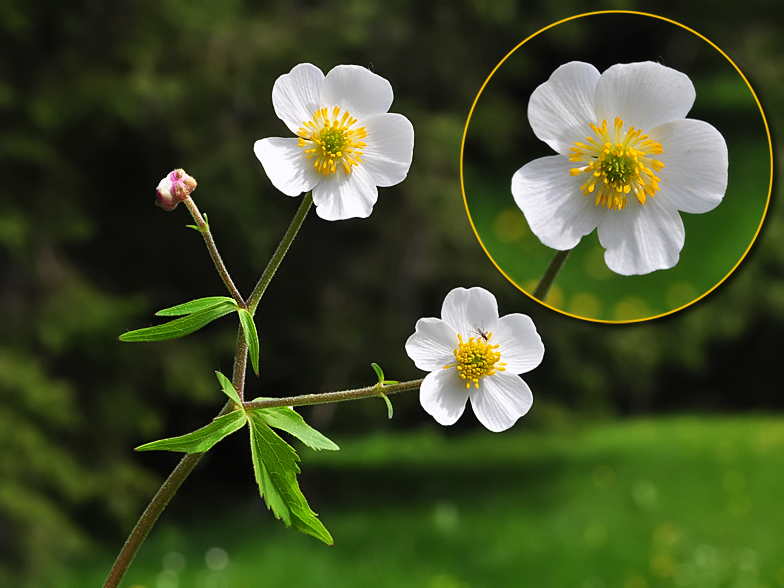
[371,362,398,386]
[119,301,238,342]
[247,411,333,545]
[237,308,260,376]
[136,410,246,453]
[247,405,339,451]
[215,371,242,406]
[156,296,237,317]
[381,394,394,419]
[371,362,385,383]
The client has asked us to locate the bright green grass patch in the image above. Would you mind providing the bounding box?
[68,416,784,588]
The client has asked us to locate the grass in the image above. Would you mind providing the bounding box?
[66,415,784,588]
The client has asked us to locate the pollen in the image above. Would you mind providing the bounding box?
[568,117,665,211]
[297,106,367,176]
[443,332,506,389]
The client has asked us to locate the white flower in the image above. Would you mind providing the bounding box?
[511,61,729,275]
[254,63,414,221]
[405,287,544,432]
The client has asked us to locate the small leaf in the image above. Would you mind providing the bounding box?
[371,362,385,383]
[247,411,333,545]
[237,309,260,376]
[215,371,242,406]
[381,394,394,419]
[119,301,238,342]
[136,410,246,453]
[247,405,339,451]
[186,224,202,233]
[156,296,237,317]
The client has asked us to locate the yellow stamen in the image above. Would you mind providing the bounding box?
[568,117,665,211]
[442,332,506,389]
[297,106,367,176]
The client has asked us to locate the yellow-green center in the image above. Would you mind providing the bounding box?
[443,332,506,389]
[569,117,665,211]
[297,106,367,176]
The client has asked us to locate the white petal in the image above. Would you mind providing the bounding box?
[420,368,470,427]
[653,118,729,214]
[311,165,378,221]
[597,199,685,275]
[528,61,601,154]
[594,62,695,132]
[271,63,325,135]
[405,318,458,372]
[360,113,415,187]
[320,65,393,121]
[493,314,544,375]
[511,155,606,250]
[470,372,533,433]
[253,137,321,197]
[440,287,498,338]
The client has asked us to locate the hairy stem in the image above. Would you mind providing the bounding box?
[247,192,313,316]
[243,378,424,410]
[183,197,245,307]
[532,248,572,302]
[103,325,247,588]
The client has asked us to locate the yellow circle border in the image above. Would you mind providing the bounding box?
[460,10,773,324]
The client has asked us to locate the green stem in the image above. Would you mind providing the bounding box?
[243,378,424,410]
[183,197,245,307]
[103,335,250,587]
[532,249,572,302]
[247,192,313,316]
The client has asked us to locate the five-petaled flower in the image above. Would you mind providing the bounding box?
[405,287,544,432]
[254,63,415,221]
[512,61,728,275]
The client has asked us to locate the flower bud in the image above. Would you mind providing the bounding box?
[156,169,197,211]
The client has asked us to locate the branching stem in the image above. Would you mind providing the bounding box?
[243,378,424,410]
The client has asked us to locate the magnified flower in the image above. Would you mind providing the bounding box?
[405,287,544,432]
[512,61,728,275]
[254,63,415,221]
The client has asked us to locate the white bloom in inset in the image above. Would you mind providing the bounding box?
[254,63,414,221]
[405,287,544,432]
[512,61,728,275]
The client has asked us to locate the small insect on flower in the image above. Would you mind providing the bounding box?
[405,287,545,432]
[471,324,490,342]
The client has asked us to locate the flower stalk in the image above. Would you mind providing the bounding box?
[532,248,572,302]
[243,378,424,410]
[183,197,245,307]
[247,191,313,315]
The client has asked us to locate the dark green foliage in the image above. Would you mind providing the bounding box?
[135,410,247,453]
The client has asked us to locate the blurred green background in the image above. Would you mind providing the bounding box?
[463,13,771,322]
[1,1,783,587]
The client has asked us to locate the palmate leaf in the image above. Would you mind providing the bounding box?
[237,308,260,376]
[119,300,238,342]
[156,296,237,317]
[247,411,333,545]
[135,410,247,453]
[247,404,339,451]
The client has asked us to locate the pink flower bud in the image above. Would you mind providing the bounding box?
[156,169,197,211]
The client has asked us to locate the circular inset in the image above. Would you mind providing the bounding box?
[461,11,771,323]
